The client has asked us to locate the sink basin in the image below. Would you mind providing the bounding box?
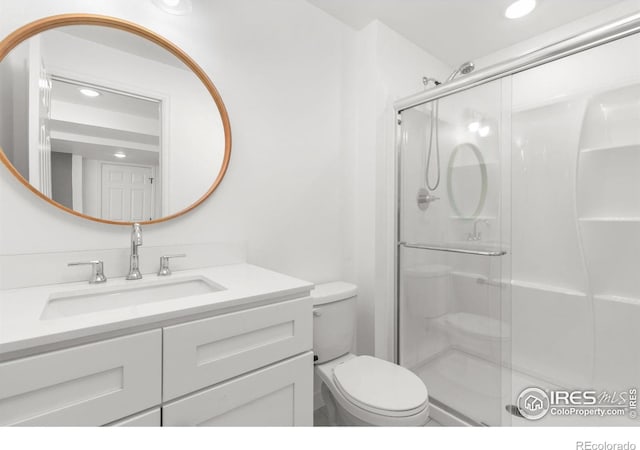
[41,276,225,320]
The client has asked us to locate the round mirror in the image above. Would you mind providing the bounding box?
[0,15,231,225]
[447,142,487,218]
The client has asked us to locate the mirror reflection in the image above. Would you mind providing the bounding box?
[447,142,488,218]
[0,24,228,223]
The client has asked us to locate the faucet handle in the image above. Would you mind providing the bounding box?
[157,254,186,276]
[68,260,107,284]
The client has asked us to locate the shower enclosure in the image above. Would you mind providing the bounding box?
[394,13,640,426]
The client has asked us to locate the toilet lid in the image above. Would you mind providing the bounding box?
[333,356,428,417]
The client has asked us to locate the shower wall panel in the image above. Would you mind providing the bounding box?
[508,32,640,426]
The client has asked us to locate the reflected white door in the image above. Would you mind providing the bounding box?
[101,164,154,222]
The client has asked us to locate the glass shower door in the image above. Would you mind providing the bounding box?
[398,79,511,426]
[507,31,640,427]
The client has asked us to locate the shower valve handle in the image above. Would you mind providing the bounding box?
[417,188,440,211]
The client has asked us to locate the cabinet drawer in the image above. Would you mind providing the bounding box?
[108,408,161,427]
[163,297,312,400]
[163,352,313,426]
[0,330,161,426]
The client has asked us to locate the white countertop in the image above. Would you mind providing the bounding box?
[0,263,313,357]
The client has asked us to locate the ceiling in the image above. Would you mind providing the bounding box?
[51,138,160,166]
[307,0,630,67]
[59,26,189,71]
[51,79,160,119]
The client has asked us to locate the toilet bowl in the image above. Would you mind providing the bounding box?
[312,282,430,426]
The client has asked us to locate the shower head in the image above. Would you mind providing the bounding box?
[446,61,476,81]
[459,61,475,75]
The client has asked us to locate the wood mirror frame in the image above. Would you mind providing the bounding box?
[0,14,231,225]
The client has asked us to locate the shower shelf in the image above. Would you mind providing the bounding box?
[578,217,640,223]
[444,312,510,340]
[450,215,497,221]
[576,141,640,218]
[579,143,640,154]
[510,279,586,297]
[450,161,499,168]
[594,293,640,306]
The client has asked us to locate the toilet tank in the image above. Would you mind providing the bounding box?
[311,281,358,364]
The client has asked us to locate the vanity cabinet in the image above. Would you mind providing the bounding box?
[163,298,312,400]
[108,408,162,427]
[0,330,161,426]
[0,296,313,426]
[163,352,313,426]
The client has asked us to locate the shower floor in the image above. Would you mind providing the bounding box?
[413,349,512,426]
[413,349,634,426]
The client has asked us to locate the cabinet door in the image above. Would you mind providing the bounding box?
[163,297,312,400]
[108,408,161,427]
[163,352,313,426]
[0,330,161,426]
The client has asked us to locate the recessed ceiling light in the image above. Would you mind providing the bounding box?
[79,88,100,98]
[151,0,192,15]
[114,152,126,158]
[478,126,491,137]
[505,0,536,19]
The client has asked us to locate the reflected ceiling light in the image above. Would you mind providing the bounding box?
[505,0,536,19]
[79,88,100,98]
[151,0,192,15]
[478,126,491,137]
[114,152,127,158]
[468,121,481,133]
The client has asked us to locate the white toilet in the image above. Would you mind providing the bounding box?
[312,282,430,426]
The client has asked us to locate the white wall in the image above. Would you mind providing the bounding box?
[0,0,353,289]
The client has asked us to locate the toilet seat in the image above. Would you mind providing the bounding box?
[332,355,429,418]
[316,354,430,426]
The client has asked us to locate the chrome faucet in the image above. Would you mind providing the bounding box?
[467,219,489,241]
[157,254,186,276]
[68,260,107,284]
[126,223,143,280]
